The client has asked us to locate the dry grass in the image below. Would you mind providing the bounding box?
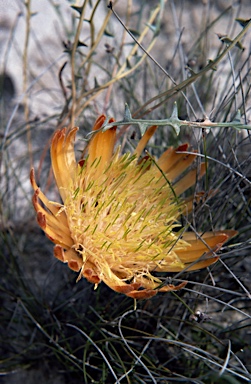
[0,1,251,383]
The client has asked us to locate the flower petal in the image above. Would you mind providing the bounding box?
[32,188,73,247]
[36,211,73,248]
[134,125,158,157]
[157,144,189,174]
[153,230,237,272]
[31,169,69,228]
[30,115,237,300]
[51,127,78,202]
[88,115,117,173]
[174,163,206,195]
[54,245,83,271]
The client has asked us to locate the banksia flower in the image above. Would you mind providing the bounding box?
[30,115,236,299]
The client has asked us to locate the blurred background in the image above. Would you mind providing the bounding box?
[0,1,251,383]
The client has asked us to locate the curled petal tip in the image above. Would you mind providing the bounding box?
[126,289,157,299]
[112,283,141,294]
[30,168,35,184]
[176,143,189,152]
[224,229,238,239]
[159,281,187,292]
[83,268,101,284]
[37,211,46,230]
[54,245,65,262]
[68,260,82,272]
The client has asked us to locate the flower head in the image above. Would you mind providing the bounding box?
[31,115,236,299]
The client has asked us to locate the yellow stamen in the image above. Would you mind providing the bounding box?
[30,116,237,299]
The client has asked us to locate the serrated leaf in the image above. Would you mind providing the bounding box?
[74,73,82,79]
[208,59,217,71]
[77,40,88,47]
[170,122,181,136]
[94,77,99,88]
[217,34,245,50]
[70,5,83,14]
[104,29,114,37]
[126,58,132,69]
[123,104,132,121]
[171,102,178,119]
[232,110,241,124]
[236,18,251,28]
[138,123,148,137]
[170,103,181,135]
[128,29,141,37]
[185,65,197,75]
[145,23,157,33]
[231,110,243,131]
[101,117,112,132]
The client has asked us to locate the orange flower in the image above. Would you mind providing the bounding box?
[30,115,236,299]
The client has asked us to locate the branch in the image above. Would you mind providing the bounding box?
[85,103,251,139]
